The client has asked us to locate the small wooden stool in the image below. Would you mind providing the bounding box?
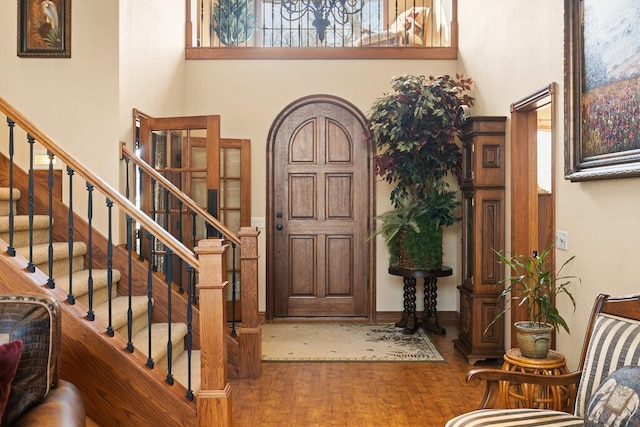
[499,348,574,412]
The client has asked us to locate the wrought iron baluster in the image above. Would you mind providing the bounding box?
[177,200,184,294]
[66,166,75,303]
[191,211,198,305]
[165,248,174,385]
[86,183,95,320]
[126,214,134,353]
[185,263,194,401]
[164,188,169,277]
[124,157,131,199]
[46,151,55,288]
[26,135,35,273]
[6,118,15,256]
[106,198,115,337]
[146,230,154,369]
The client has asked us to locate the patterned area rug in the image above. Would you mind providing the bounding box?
[262,323,444,362]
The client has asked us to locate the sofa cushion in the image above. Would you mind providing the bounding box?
[585,366,640,427]
[575,314,640,418]
[0,340,23,419]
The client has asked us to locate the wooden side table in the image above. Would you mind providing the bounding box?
[388,266,452,335]
[499,348,574,412]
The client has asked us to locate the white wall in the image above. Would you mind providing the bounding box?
[0,1,120,185]
[458,0,640,369]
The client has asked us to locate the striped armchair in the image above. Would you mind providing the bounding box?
[447,293,640,427]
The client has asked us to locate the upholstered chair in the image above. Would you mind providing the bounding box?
[447,293,640,427]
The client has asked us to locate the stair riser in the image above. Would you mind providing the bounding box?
[35,255,85,279]
[0,228,50,248]
[0,201,18,216]
[155,340,186,371]
[115,311,150,339]
[76,287,110,308]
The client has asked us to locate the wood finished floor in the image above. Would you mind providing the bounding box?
[230,320,502,427]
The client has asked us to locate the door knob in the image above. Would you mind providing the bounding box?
[276,224,283,231]
[276,212,283,218]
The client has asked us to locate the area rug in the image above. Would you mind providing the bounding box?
[262,323,444,362]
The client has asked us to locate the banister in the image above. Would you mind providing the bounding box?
[0,96,199,269]
[120,143,241,246]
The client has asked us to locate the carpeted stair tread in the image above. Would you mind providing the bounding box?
[93,296,150,336]
[131,323,188,364]
[173,350,201,396]
[0,188,20,201]
[0,215,51,247]
[19,241,87,263]
[55,269,122,307]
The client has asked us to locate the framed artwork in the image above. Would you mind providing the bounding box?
[17,0,71,58]
[564,0,640,181]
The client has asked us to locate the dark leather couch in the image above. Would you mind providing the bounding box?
[0,294,85,427]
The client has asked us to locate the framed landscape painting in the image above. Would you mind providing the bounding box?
[565,0,640,181]
[17,0,71,58]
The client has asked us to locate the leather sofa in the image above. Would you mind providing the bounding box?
[0,294,85,427]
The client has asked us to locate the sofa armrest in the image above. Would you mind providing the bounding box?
[465,368,583,410]
[13,380,85,427]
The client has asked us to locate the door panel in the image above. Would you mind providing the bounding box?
[135,112,251,296]
[268,96,373,318]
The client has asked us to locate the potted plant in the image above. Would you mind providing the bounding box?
[489,245,580,358]
[367,74,474,270]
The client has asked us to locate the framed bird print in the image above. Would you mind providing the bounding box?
[18,0,71,58]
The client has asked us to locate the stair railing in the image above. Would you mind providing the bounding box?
[120,142,261,377]
[0,96,259,426]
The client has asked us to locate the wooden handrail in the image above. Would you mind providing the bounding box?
[120,143,241,246]
[0,96,199,269]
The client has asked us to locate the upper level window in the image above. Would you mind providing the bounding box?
[186,0,457,59]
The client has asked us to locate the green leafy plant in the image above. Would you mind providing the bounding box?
[488,245,579,334]
[211,0,255,46]
[367,74,473,269]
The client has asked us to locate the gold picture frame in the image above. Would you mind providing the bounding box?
[564,0,640,181]
[17,0,71,58]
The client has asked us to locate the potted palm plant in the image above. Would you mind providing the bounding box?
[489,245,580,358]
[367,74,474,270]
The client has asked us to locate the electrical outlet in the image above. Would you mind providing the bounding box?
[556,231,568,251]
[251,217,266,229]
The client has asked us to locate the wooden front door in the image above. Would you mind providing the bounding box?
[267,95,374,318]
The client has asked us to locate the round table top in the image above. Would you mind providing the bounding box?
[504,348,567,369]
[388,265,453,278]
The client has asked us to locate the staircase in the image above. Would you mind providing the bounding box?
[0,96,262,427]
[0,183,203,404]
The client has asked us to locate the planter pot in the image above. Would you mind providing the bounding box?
[514,321,553,359]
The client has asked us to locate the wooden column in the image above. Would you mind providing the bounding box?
[195,239,232,427]
[238,226,261,378]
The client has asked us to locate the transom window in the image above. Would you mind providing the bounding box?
[186,0,457,59]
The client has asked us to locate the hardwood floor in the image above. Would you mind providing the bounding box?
[230,320,502,426]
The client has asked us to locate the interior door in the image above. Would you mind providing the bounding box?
[267,95,374,318]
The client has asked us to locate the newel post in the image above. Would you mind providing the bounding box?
[238,226,261,377]
[194,239,232,427]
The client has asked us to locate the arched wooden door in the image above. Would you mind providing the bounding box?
[266,95,375,319]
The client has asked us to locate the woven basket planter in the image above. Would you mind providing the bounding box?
[393,225,443,271]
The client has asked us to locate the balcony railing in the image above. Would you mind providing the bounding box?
[186,0,457,59]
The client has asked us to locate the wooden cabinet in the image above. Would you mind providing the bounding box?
[453,116,507,365]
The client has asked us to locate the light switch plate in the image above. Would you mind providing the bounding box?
[556,231,568,251]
